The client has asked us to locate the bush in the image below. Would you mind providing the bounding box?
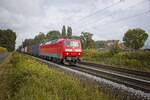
[0,47,7,54]
[83,49,113,61]
[83,49,150,72]
[126,51,150,61]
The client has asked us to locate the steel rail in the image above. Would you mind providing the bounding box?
[79,62,150,79]
[72,64,150,93]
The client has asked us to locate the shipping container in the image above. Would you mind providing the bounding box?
[24,46,27,53]
[26,46,32,54]
[21,47,25,52]
[32,44,39,56]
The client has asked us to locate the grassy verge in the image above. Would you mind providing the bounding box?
[82,49,150,72]
[0,52,110,100]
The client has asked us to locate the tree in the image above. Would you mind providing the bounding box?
[72,35,81,40]
[23,39,34,47]
[33,32,45,44]
[0,29,16,51]
[62,25,66,38]
[46,30,61,40]
[110,40,120,54]
[67,26,72,38]
[80,32,95,49]
[123,28,148,49]
[95,41,105,48]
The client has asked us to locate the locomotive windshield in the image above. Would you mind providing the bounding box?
[65,41,80,47]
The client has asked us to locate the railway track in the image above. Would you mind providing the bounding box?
[79,62,150,80]
[72,64,150,93]
[30,55,150,93]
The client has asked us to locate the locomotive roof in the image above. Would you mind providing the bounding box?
[40,38,80,45]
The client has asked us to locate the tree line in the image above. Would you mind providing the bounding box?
[22,26,149,50]
[0,29,16,51]
[0,27,148,52]
[95,28,149,50]
[22,25,95,49]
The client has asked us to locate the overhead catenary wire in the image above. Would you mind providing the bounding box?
[86,10,150,33]
[75,0,147,30]
[78,0,123,22]
[69,0,124,27]
[74,1,149,33]
[73,10,150,35]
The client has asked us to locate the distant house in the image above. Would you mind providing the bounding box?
[118,42,126,49]
[105,40,119,48]
[95,40,120,50]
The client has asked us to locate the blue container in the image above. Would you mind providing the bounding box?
[32,44,39,56]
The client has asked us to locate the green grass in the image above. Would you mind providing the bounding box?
[82,49,150,72]
[0,52,110,100]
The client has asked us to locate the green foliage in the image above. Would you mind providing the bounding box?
[0,47,8,54]
[83,49,113,62]
[23,32,46,46]
[21,25,78,47]
[22,39,34,47]
[62,25,72,39]
[80,32,95,49]
[32,32,45,44]
[62,25,66,38]
[21,25,90,49]
[110,41,121,54]
[67,26,72,39]
[83,49,150,72]
[5,53,108,100]
[123,28,148,49]
[0,29,16,51]
[109,51,150,71]
[46,30,61,40]
[113,51,150,62]
[71,35,81,40]
[95,41,105,48]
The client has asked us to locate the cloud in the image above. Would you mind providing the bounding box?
[0,0,150,48]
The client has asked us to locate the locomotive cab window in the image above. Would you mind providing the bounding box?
[65,41,80,47]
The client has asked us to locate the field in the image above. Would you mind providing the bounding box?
[82,49,150,72]
[0,52,110,100]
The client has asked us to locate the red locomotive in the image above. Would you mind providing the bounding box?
[39,38,82,64]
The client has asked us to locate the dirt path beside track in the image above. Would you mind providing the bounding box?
[0,53,9,63]
[0,53,12,100]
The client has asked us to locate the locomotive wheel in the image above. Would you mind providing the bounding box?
[62,59,77,65]
[63,59,70,65]
[57,59,61,63]
[70,61,77,65]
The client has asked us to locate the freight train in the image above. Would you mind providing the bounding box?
[21,38,83,65]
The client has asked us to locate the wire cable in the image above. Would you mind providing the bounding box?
[74,0,148,31]
[78,0,122,21]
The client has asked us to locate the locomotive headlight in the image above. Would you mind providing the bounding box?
[65,49,72,52]
[64,52,70,56]
[78,53,81,55]
[66,52,69,55]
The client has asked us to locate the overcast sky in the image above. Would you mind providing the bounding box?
[0,0,150,48]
